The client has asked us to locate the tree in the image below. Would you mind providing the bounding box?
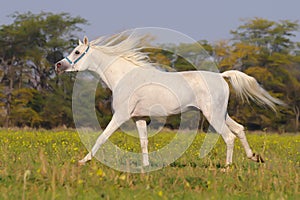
[231,18,299,54]
[0,12,87,127]
[217,18,300,131]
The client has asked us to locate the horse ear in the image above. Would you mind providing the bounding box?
[78,39,83,45]
[83,36,89,45]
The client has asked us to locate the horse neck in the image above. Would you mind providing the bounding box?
[88,49,138,90]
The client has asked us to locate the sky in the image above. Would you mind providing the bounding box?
[1,0,300,43]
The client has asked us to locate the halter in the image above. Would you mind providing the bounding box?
[65,45,90,66]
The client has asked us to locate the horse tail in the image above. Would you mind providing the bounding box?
[221,70,285,111]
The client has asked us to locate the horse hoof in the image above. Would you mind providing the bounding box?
[78,160,86,166]
[78,158,91,166]
[250,153,265,163]
[257,154,265,163]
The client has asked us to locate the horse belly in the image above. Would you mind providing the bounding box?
[129,84,193,117]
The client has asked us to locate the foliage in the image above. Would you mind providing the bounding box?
[215,18,300,132]
[0,129,299,199]
[10,88,42,127]
[0,12,87,128]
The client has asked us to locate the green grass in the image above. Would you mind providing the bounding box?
[0,129,299,199]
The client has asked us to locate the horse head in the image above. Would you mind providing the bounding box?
[55,36,90,74]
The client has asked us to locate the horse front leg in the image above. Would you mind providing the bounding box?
[78,114,126,165]
[136,120,149,166]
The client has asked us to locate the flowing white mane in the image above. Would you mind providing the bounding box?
[90,32,154,67]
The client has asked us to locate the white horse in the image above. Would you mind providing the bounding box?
[55,33,284,166]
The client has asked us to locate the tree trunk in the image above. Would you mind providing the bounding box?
[293,105,299,132]
[5,65,13,128]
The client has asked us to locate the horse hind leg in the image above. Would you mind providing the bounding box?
[203,111,236,165]
[225,114,264,163]
[225,115,253,157]
[220,125,236,165]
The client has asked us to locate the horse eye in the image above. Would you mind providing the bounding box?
[75,50,80,55]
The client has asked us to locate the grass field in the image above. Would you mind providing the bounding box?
[0,129,299,200]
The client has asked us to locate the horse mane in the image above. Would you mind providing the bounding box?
[90,32,154,67]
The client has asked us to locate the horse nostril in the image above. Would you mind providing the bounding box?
[56,62,62,68]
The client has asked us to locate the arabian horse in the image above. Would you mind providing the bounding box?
[55,33,284,167]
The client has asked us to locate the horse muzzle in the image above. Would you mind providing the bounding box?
[55,60,71,74]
